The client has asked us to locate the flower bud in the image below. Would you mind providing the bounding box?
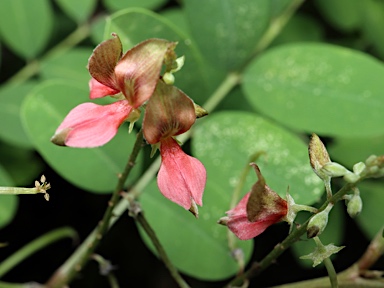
[321,162,350,177]
[346,192,362,218]
[353,162,366,176]
[343,172,360,183]
[307,203,333,238]
[308,133,331,181]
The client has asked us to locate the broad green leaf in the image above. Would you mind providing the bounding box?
[105,8,212,104]
[0,82,37,148]
[0,143,44,186]
[21,80,142,193]
[139,180,253,280]
[160,8,190,36]
[271,0,294,18]
[193,111,323,205]
[183,0,270,71]
[0,0,53,59]
[0,165,18,229]
[329,135,384,168]
[103,0,167,11]
[356,181,384,239]
[314,0,361,32]
[243,43,384,137]
[292,203,344,268]
[40,48,93,84]
[55,0,97,23]
[90,16,107,45]
[360,0,384,59]
[272,13,324,46]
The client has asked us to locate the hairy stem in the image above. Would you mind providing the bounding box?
[46,130,144,288]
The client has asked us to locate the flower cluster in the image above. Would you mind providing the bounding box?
[51,34,206,216]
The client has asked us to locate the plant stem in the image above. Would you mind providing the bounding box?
[132,206,191,288]
[0,227,77,278]
[323,257,338,288]
[46,130,144,288]
[251,0,305,58]
[6,23,90,85]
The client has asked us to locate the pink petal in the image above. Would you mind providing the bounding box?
[114,39,174,108]
[227,216,277,240]
[157,137,206,210]
[51,100,132,148]
[224,192,286,240]
[89,78,120,99]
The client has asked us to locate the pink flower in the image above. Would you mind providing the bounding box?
[143,81,206,217]
[219,164,288,240]
[51,34,174,147]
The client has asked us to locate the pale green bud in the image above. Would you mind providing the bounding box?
[353,162,366,176]
[322,162,350,177]
[347,194,363,218]
[307,203,333,238]
[343,172,360,183]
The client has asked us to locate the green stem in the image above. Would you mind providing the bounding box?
[250,0,305,58]
[0,227,77,278]
[133,208,190,288]
[0,282,35,288]
[6,23,90,85]
[46,130,144,288]
[323,257,338,288]
[0,187,42,195]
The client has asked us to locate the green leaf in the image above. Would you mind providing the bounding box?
[0,165,18,229]
[21,80,142,193]
[40,48,93,84]
[105,8,212,104]
[242,43,384,137]
[0,0,53,59]
[160,8,190,36]
[55,0,97,23]
[271,13,324,46]
[0,82,37,148]
[139,179,253,280]
[360,0,384,59]
[103,0,167,11]
[194,111,323,205]
[90,16,107,45]
[183,0,271,71]
[292,203,344,268]
[356,181,384,239]
[0,142,44,186]
[328,135,384,168]
[314,0,361,32]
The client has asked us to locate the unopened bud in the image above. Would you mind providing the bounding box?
[307,203,333,238]
[343,172,360,183]
[308,134,331,180]
[347,193,362,218]
[322,162,350,177]
[353,162,366,176]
